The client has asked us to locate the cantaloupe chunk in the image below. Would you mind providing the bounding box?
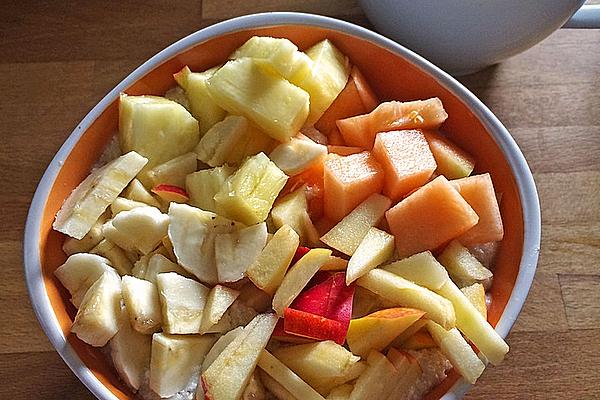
[385,175,479,258]
[451,173,504,245]
[327,145,363,156]
[323,151,384,222]
[337,98,448,149]
[282,158,325,220]
[372,130,437,200]
[424,131,475,179]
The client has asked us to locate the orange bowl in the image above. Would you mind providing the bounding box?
[24,12,541,400]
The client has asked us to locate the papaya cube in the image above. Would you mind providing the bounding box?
[206,58,310,142]
[386,175,479,258]
[372,130,437,200]
[323,151,384,222]
[424,131,475,179]
[451,173,504,245]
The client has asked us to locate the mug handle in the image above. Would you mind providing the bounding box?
[563,4,600,28]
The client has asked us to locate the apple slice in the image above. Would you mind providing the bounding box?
[150,332,217,398]
[436,279,508,365]
[310,360,367,396]
[356,269,455,329]
[320,256,348,271]
[102,206,169,255]
[321,193,392,256]
[283,308,346,344]
[272,318,315,344]
[389,318,428,348]
[156,272,210,334]
[201,327,244,374]
[385,348,423,400]
[346,307,425,357]
[348,350,399,400]
[199,285,240,334]
[382,251,449,290]
[121,275,162,334]
[346,227,394,284]
[258,350,325,400]
[438,240,493,288]
[269,134,327,176]
[122,178,162,208]
[425,320,485,384]
[90,239,133,275]
[215,222,268,283]
[201,313,278,400]
[151,184,190,203]
[272,248,332,315]
[62,212,109,255]
[461,283,487,319]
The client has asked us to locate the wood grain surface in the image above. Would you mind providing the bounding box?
[1,1,599,399]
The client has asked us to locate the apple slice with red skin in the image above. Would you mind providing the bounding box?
[272,319,314,344]
[152,184,190,203]
[283,308,346,345]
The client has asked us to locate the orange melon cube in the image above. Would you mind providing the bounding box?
[324,151,384,222]
[372,130,437,200]
[424,131,475,179]
[451,173,504,245]
[385,175,479,258]
[327,145,363,156]
[337,98,448,149]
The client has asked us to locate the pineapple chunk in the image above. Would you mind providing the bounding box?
[295,39,350,125]
[269,133,327,176]
[196,114,274,167]
[271,186,317,246]
[382,251,450,290]
[121,275,162,334]
[461,283,488,319]
[119,94,200,181]
[173,66,227,134]
[215,222,268,283]
[214,152,288,225]
[346,227,395,284]
[186,165,235,213]
[144,152,198,188]
[206,58,310,141]
[438,240,493,287]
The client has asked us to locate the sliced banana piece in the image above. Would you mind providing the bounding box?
[53,151,148,240]
[199,285,240,334]
[90,238,133,275]
[215,222,268,283]
[121,275,162,334]
[62,212,109,255]
[102,206,169,255]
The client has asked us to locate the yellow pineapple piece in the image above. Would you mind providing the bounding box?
[271,186,318,246]
[214,152,288,225]
[185,165,236,213]
[173,66,227,134]
[206,58,310,142]
[195,115,274,167]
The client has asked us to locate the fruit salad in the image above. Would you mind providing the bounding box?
[52,35,508,400]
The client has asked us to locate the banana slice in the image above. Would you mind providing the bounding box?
[90,239,133,275]
[62,212,110,255]
[102,206,169,255]
[199,285,240,334]
[71,270,122,346]
[121,275,162,334]
[215,222,268,283]
[54,253,117,308]
[53,151,148,240]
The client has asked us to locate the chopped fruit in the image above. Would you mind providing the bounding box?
[320,256,349,271]
[272,319,314,344]
[123,178,162,208]
[461,283,488,319]
[424,131,475,179]
[269,134,327,176]
[90,239,133,275]
[390,319,428,347]
[144,253,191,284]
[272,248,332,315]
[151,184,190,203]
[271,186,318,246]
[382,251,449,290]
[259,370,297,400]
[150,333,216,398]
[186,165,235,213]
[121,275,162,334]
[144,151,198,188]
[321,193,392,256]
[204,299,258,334]
[206,57,310,142]
[438,240,493,287]
[241,371,267,399]
[346,307,425,357]
[214,152,288,225]
[468,241,500,269]
[326,145,363,156]
[101,206,169,255]
[436,279,508,365]
[199,285,240,334]
[350,66,379,112]
[283,157,325,220]
[346,227,395,284]
[215,222,268,282]
[401,329,437,350]
[348,350,400,400]
[201,327,244,373]
[258,350,326,400]
[451,173,504,245]
[109,197,148,217]
[309,361,366,396]
[156,272,210,334]
[62,213,108,255]
[109,307,152,391]
[164,85,188,108]
[292,246,312,264]
[337,98,448,149]
[237,282,273,313]
[54,253,117,307]
[385,175,479,258]
[385,349,423,399]
[283,308,346,344]
[173,66,227,134]
[53,151,148,240]
[246,225,300,295]
[327,384,354,400]
[351,286,388,318]
[196,114,274,167]
[357,269,455,329]
[71,271,122,347]
[372,130,437,200]
[301,126,329,144]
[119,94,200,179]
[323,151,384,222]
[425,320,485,384]
[201,313,278,400]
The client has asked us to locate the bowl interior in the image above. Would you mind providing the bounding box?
[37,23,524,400]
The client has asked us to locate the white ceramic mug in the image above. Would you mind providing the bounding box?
[359,0,600,75]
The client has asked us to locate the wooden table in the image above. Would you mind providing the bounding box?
[1,1,599,399]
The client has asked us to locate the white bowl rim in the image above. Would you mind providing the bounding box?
[23,11,541,400]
